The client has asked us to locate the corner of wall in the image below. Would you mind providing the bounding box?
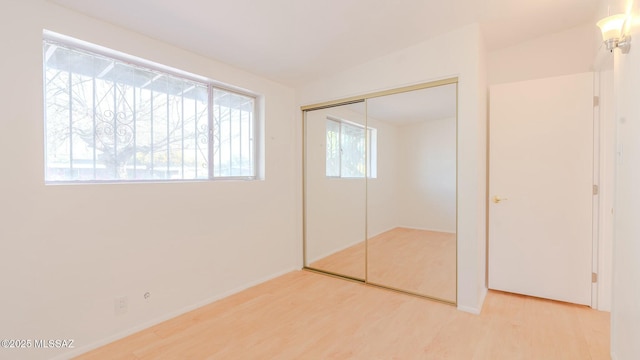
[478,20,489,295]
[457,286,488,315]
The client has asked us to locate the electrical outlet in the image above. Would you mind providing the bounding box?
[114,296,128,315]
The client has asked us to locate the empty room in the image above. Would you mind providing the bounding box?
[1,0,639,359]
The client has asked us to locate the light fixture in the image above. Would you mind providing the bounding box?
[597,14,632,53]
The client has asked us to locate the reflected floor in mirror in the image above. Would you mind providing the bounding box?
[368,228,456,301]
[309,227,456,301]
[308,241,366,279]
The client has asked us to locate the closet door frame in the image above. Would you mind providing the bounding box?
[301,77,458,305]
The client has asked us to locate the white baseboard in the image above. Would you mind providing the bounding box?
[309,226,457,265]
[54,267,297,360]
[307,225,436,264]
[367,226,401,239]
[307,237,364,264]
[457,287,488,315]
[396,225,456,234]
[370,226,456,238]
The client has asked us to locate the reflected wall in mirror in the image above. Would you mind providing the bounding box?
[366,84,457,302]
[304,102,367,280]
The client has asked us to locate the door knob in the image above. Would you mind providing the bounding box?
[493,195,508,204]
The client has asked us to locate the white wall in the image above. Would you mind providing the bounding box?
[0,1,297,359]
[366,117,401,237]
[596,1,640,359]
[298,23,488,313]
[477,28,489,309]
[396,118,457,233]
[595,64,615,312]
[488,23,597,85]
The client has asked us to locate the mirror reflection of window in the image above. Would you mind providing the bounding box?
[325,116,377,178]
[325,119,340,177]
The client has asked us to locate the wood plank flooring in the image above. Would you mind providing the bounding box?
[309,227,456,301]
[76,271,610,359]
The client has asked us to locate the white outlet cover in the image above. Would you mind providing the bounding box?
[114,296,128,315]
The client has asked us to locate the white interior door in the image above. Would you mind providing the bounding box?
[488,73,594,306]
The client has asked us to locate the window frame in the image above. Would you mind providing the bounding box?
[325,116,377,179]
[42,30,261,184]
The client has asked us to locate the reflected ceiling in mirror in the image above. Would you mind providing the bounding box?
[345,83,456,124]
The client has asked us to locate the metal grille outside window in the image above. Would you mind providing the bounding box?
[325,118,377,178]
[43,39,257,182]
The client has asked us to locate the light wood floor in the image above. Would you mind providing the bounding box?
[310,228,456,301]
[76,271,610,360]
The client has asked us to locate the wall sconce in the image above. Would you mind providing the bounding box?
[597,14,632,53]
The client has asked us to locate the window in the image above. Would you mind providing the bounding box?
[43,36,258,183]
[325,117,377,178]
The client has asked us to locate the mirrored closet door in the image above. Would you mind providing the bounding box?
[304,101,367,280]
[366,84,457,302]
[303,79,457,304]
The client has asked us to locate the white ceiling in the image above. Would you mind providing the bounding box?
[50,0,598,87]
